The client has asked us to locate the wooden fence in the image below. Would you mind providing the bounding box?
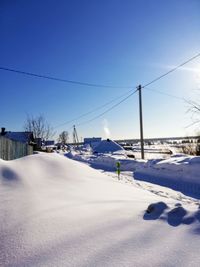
[0,136,33,160]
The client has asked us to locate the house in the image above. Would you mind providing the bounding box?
[0,127,34,160]
[1,127,34,144]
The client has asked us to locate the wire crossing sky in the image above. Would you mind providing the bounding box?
[55,47,200,130]
[1,52,199,131]
[53,88,136,129]
[76,89,138,128]
[0,51,200,89]
[143,52,200,88]
[0,66,133,89]
[1,0,200,140]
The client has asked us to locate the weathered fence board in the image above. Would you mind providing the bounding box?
[0,136,33,160]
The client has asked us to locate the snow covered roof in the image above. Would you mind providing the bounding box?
[84,137,102,149]
[4,132,34,143]
[94,139,124,154]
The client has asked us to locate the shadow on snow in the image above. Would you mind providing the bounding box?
[143,201,200,231]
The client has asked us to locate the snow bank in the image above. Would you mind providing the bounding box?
[66,151,200,199]
[2,153,200,267]
[65,151,145,171]
[135,155,200,198]
[0,153,158,267]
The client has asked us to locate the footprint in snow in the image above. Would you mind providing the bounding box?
[167,204,195,226]
[143,201,168,220]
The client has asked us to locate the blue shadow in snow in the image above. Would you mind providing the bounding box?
[167,206,188,227]
[1,167,20,184]
[134,171,200,200]
[143,202,168,220]
[144,202,197,228]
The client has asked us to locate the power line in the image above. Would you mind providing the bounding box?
[57,52,200,131]
[144,87,185,101]
[137,52,200,159]
[53,88,136,129]
[76,89,138,127]
[0,66,132,89]
[143,52,200,88]
[2,52,200,137]
[1,52,199,90]
[60,90,137,133]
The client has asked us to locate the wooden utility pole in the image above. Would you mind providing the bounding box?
[138,85,144,159]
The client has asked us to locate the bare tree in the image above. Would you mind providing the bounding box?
[58,131,69,145]
[186,99,200,127]
[180,142,197,156]
[181,98,200,155]
[24,115,54,140]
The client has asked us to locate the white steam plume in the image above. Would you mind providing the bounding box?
[102,119,111,138]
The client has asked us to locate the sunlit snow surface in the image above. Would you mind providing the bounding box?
[66,151,200,198]
[1,153,200,267]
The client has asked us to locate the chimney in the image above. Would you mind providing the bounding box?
[1,127,6,135]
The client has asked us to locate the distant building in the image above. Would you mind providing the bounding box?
[44,140,55,146]
[34,139,55,150]
[84,137,102,149]
[40,140,56,152]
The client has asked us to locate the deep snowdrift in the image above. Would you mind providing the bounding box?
[1,153,200,267]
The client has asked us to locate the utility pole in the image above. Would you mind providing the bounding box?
[138,85,144,159]
[73,125,79,144]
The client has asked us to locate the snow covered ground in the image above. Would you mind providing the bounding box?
[135,155,200,198]
[1,152,200,266]
[66,151,200,199]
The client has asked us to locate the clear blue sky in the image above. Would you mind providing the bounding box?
[1,0,200,141]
